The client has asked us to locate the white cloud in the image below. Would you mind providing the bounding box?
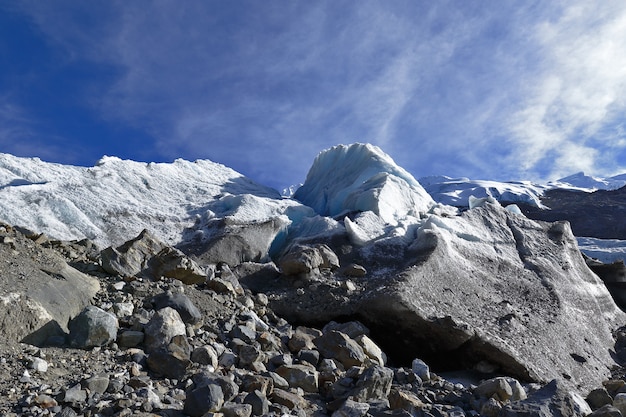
[506,1,626,179]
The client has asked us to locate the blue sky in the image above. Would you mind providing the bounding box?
[2,1,626,190]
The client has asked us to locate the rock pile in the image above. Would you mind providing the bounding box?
[0,224,625,417]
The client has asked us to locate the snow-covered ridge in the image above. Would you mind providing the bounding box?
[0,153,287,247]
[419,175,549,208]
[552,172,626,191]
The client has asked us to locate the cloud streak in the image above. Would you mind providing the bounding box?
[6,1,626,188]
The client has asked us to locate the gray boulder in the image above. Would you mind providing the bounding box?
[143,306,187,353]
[150,246,207,284]
[267,204,626,392]
[499,379,591,417]
[180,214,289,267]
[68,306,118,348]
[184,383,224,417]
[279,243,340,275]
[102,229,206,284]
[101,229,166,277]
[150,291,202,325]
[0,227,99,346]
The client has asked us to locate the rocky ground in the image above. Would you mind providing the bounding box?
[1,227,626,417]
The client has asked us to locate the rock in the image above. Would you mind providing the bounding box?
[586,388,613,410]
[276,364,319,393]
[279,243,339,275]
[150,246,207,284]
[350,365,394,402]
[184,383,225,417]
[150,291,202,325]
[117,330,144,347]
[193,372,239,402]
[82,374,110,395]
[588,405,623,417]
[243,390,269,416]
[68,306,119,348]
[101,229,166,277]
[388,388,425,413]
[28,357,48,372]
[191,345,219,368]
[288,326,320,352]
[314,330,368,368]
[0,229,99,346]
[499,379,592,417]
[222,402,253,417]
[279,244,325,275]
[613,393,626,416]
[143,307,186,353]
[63,384,87,404]
[474,377,514,402]
[355,334,385,366]
[331,398,370,417]
[411,358,430,382]
[270,388,307,409]
[146,334,191,379]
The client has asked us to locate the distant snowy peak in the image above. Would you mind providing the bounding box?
[551,172,626,191]
[294,143,435,223]
[420,175,548,208]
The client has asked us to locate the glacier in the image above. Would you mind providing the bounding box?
[294,143,435,223]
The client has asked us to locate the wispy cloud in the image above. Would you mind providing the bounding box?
[505,1,626,180]
[8,0,626,187]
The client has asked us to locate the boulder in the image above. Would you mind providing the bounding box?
[314,330,368,368]
[179,213,289,267]
[150,291,202,325]
[279,243,340,275]
[0,228,99,346]
[267,204,625,392]
[68,306,118,348]
[101,229,166,277]
[143,307,187,353]
[150,246,207,284]
[499,379,592,417]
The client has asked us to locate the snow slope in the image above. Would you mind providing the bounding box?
[552,172,626,191]
[0,154,299,247]
[419,175,549,208]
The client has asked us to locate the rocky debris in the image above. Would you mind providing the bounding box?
[0,223,100,346]
[0,255,624,417]
[101,229,207,284]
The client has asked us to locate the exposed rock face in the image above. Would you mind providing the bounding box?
[267,204,625,392]
[0,224,99,346]
[521,186,626,239]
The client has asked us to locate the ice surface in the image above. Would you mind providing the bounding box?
[577,237,626,263]
[0,153,285,247]
[294,143,435,223]
[421,176,548,208]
